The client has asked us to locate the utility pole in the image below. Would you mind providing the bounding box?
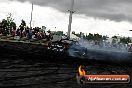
[30,3,33,29]
[67,0,75,39]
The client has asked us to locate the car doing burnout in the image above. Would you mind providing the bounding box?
[48,39,88,57]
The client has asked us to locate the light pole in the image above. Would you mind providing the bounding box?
[30,3,33,29]
[67,0,75,39]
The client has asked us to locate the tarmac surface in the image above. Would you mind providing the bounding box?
[0,42,132,88]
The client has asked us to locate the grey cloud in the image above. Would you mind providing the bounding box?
[11,0,132,22]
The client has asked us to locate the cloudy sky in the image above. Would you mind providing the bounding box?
[0,0,132,37]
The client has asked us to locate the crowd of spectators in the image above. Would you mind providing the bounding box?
[9,27,53,41]
[0,19,53,41]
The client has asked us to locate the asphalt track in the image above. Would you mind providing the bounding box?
[0,41,132,88]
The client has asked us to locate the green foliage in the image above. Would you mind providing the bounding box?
[19,19,26,31]
[120,37,132,44]
[1,19,9,35]
[102,35,108,40]
[112,36,119,44]
[72,31,75,35]
[85,33,107,41]
[0,13,16,35]
[85,33,93,40]
[112,36,118,39]
[72,32,108,41]
[54,31,63,36]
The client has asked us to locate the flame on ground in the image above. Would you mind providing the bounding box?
[78,65,86,76]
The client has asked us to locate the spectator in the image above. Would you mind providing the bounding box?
[27,30,32,39]
[11,28,16,38]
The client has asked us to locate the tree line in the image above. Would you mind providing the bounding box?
[72,31,132,44]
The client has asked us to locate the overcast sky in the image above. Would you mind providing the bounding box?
[0,0,132,37]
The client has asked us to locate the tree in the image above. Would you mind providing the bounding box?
[86,33,94,40]
[72,31,75,34]
[55,31,63,36]
[120,37,131,44]
[102,35,108,40]
[1,19,8,35]
[19,19,26,31]
[85,33,103,41]
[19,20,26,38]
[0,13,16,35]
[112,36,117,39]
[93,33,102,41]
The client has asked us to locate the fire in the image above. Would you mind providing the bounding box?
[78,65,86,76]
